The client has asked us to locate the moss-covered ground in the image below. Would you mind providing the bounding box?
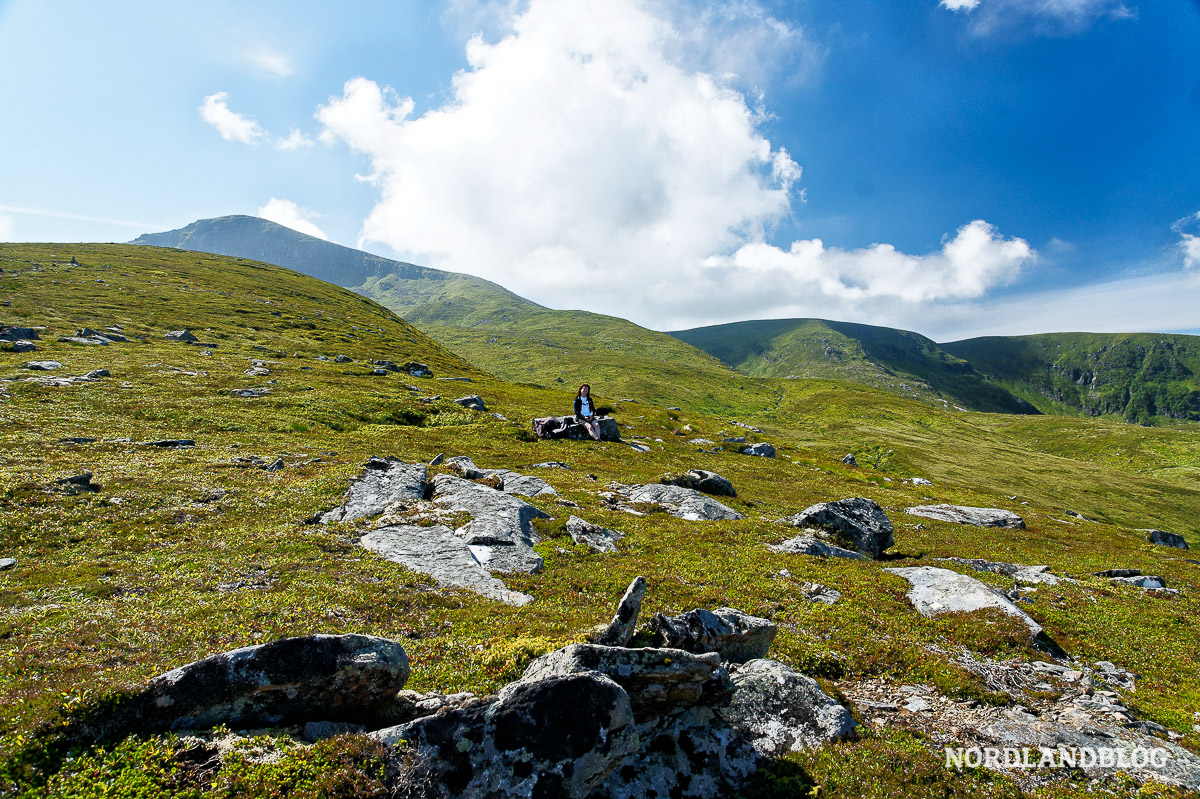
[2,244,1198,798]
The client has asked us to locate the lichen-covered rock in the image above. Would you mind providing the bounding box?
[521,644,734,714]
[373,672,639,798]
[768,534,866,560]
[443,456,557,497]
[319,457,427,523]
[431,473,550,563]
[566,515,624,553]
[779,498,894,559]
[360,525,533,605]
[594,576,647,646]
[454,394,487,411]
[742,443,776,458]
[885,566,1043,636]
[70,635,410,743]
[648,608,777,664]
[624,484,744,521]
[904,504,1025,529]
[1147,529,1189,550]
[718,659,857,756]
[660,469,736,498]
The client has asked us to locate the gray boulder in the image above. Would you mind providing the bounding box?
[360,525,533,606]
[566,515,624,553]
[648,608,777,664]
[841,453,858,467]
[0,558,15,570]
[1110,575,1167,589]
[319,457,427,523]
[25,360,62,371]
[164,329,197,343]
[769,534,866,560]
[905,504,1025,529]
[1147,529,1189,550]
[0,326,39,341]
[532,415,621,441]
[885,566,1043,636]
[660,469,736,498]
[521,644,735,713]
[779,497,894,559]
[11,339,36,353]
[454,394,487,411]
[742,443,776,458]
[718,659,857,756]
[69,634,410,743]
[334,354,352,363]
[594,576,647,646]
[373,672,639,799]
[624,484,744,521]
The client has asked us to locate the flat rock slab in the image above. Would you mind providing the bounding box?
[885,566,1043,636]
[431,473,549,545]
[624,484,745,521]
[566,515,623,553]
[648,607,777,664]
[660,469,736,498]
[69,634,410,743]
[320,457,427,523]
[905,504,1025,529]
[444,456,557,497]
[1147,529,1189,550]
[719,658,857,756]
[779,497,894,559]
[361,525,532,606]
[769,534,866,560]
[935,558,1061,585]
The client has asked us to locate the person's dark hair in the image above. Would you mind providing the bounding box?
[576,383,591,398]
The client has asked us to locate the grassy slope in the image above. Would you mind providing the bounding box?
[671,318,1037,415]
[2,244,1200,798]
[943,333,1200,424]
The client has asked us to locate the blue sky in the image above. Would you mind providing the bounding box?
[1,0,1197,339]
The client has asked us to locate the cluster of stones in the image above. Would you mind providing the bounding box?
[66,584,858,798]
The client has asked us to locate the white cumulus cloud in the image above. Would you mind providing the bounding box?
[200,92,266,144]
[1174,211,1200,270]
[316,0,1032,330]
[276,129,315,150]
[258,198,327,240]
[944,0,1134,36]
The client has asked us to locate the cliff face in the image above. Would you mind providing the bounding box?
[943,333,1200,423]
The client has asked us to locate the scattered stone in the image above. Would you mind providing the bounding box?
[230,388,271,398]
[454,394,487,411]
[723,436,747,444]
[905,504,1025,529]
[742,442,776,458]
[361,525,532,606]
[319,457,427,523]
[428,452,445,466]
[1110,575,1167,589]
[719,659,857,756]
[779,497,894,559]
[1012,565,1061,586]
[59,437,97,444]
[24,360,62,371]
[768,533,866,560]
[532,415,621,442]
[730,421,763,433]
[566,516,624,553]
[885,566,1043,636]
[627,442,650,453]
[648,608,776,664]
[1094,568,1141,578]
[594,576,647,646]
[841,453,858,467]
[264,457,285,472]
[623,483,745,521]
[404,361,431,377]
[905,477,933,486]
[0,558,15,570]
[0,326,39,341]
[51,472,99,495]
[334,354,352,363]
[11,340,36,353]
[164,329,198,343]
[799,582,842,604]
[532,461,569,469]
[139,439,195,448]
[1147,529,1189,550]
[65,634,411,743]
[659,469,736,498]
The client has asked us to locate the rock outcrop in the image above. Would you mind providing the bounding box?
[647,608,777,664]
[905,504,1026,529]
[769,534,866,560]
[319,457,427,523]
[885,566,1043,636]
[623,484,745,521]
[594,576,647,646]
[1147,529,1189,550]
[566,515,624,553]
[659,469,736,497]
[779,497,894,559]
[430,473,549,574]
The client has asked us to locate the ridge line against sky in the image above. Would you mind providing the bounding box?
[1,0,1197,339]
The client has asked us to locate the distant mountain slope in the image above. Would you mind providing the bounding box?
[131,216,540,323]
[942,333,1200,423]
[670,318,1038,415]
[132,216,777,413]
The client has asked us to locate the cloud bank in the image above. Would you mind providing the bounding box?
[258,198,327,240]
[316,0,1033,330]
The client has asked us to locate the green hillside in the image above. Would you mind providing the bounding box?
[2,244,1200,798]
[943,333,1200,424]
[671,318,1037,415]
